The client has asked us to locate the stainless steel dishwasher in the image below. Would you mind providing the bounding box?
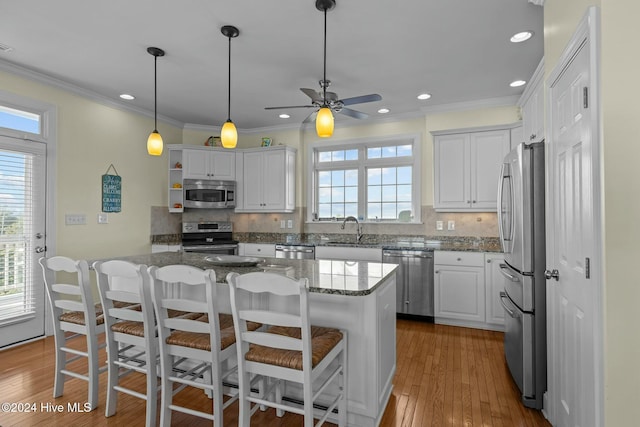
[275,244,315,259]
[382,249,434,320]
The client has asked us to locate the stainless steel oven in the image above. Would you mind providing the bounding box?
[181,221,238,255]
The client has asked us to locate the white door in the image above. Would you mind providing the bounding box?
[547,22,601,427]
[0,136,47,348]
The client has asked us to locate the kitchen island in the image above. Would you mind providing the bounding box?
[97,251,397,427]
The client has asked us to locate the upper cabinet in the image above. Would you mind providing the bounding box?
[236,146,296,213]
[182,146,236,181]
[519,58,545,143]
[432,126,512,212]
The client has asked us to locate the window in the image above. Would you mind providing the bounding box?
[309,136,420,223]
[0,105,41,135]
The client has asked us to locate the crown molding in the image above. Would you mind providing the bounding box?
[0,58,184,128]
[419,95,519,115]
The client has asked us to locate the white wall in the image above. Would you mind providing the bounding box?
[0,69,182,259]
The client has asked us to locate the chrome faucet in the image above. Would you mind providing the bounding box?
[340,216,363,242]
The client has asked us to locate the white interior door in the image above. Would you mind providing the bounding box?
[547,21,601,427]
[0,136,47,348]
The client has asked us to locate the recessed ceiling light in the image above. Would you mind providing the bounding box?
[119,94,135,100]
[510,80,527,88]
[378,108,390,114]
[279,113,290,119]
[417,93,432,100]
[510,31,533,43]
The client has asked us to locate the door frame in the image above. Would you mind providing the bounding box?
[0,89,57,339]
[545,7,604,426]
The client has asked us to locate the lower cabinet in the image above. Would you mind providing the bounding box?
[151,244,181,253]
[484,253,506,327]
[238,243,275,258]
[434,251,504,331]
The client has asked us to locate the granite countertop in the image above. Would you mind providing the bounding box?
[92,251,397,297]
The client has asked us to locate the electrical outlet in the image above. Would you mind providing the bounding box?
[280,220,286,229]
[287,219,293,229]
[436,220,443,231]
[98,213,108,224]
[65,214,86,225]
[447,220,455,231]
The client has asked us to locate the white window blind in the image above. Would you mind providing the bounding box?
[0,143,45,325]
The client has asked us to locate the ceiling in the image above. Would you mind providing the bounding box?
[0,0,543,132]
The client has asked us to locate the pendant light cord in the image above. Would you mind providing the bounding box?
[227,34,232,121]
[154,54,158,131]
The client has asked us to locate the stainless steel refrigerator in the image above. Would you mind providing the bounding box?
[496,141,546,409]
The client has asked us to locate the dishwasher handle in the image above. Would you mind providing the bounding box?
[382,251,433,259]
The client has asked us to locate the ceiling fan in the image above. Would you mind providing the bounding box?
[265,0,382,125]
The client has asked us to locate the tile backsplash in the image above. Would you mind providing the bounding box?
[151,205,497,238]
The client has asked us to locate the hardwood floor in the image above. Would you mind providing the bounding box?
[0,319,550,426]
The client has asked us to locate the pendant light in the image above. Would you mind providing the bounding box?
[316,0,335,138]
[146,47,165,156]
[221,25,239,149]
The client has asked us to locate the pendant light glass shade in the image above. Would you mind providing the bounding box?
[147,47,165,156]
[147,131,163,156]
[221,120,238,148]
[316,107,334,138]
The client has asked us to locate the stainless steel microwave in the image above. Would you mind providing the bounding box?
[183,179,236,209]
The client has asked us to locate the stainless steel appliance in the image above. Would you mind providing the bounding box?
[382,249,434,320]
[183,179,236,209]
[181,221,238,255]
[275,244,315,260]
[497,141,546,409]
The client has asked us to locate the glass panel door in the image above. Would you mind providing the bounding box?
[0,136,46,348]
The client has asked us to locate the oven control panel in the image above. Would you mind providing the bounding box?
[182,221,232,233]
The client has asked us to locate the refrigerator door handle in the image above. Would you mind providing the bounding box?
[499,263,521,282]
[497,163,506,245]
[499,291,520,318]
[497,163,513,250]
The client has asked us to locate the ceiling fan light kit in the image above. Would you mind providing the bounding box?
[221,25,239,149]
[146,46,165,156]
[316,107,334,137]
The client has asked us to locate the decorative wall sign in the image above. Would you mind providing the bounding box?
[102,164,121,212]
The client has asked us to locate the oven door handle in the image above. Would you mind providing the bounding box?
[499,291,520,318]
[183,244,238,250]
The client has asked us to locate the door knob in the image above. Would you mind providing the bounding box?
[545,269,559,281]
[35,246,46,253]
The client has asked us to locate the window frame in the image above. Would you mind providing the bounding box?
[307,134,421,224]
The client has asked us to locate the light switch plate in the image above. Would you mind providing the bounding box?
[280,220,286,229]
[98,213,108,224]
[447,220,455,231]
[65,214,86,225]
[436,220,443,231]
[287,219,293,229]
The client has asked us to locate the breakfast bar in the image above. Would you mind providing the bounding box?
[99,251,398,427]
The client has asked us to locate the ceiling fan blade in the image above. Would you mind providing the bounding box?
[300,88,322,102]
[339,107,368,120]
[302,110,318,124]
[264,105,315,110]
[340,94,382,106]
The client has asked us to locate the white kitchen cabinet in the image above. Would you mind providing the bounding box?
[238,243,276,258]
[182,147,236,181]
[510,125,524,150]
[236,146,296,213]
[433,127,510,211]
[167,147,184,213]
[151,244,181,253]
[519,58,544,143]
[434,251,486,326]
[315,245,382,262]
[484,253,506,328]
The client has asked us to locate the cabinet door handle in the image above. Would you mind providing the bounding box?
[472,200,476,204]
[530,133,536,140]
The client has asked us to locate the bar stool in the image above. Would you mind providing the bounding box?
[148,265,260,426]
[93,259,158,427]
[227,271,347,427]
[39,256,106,411]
